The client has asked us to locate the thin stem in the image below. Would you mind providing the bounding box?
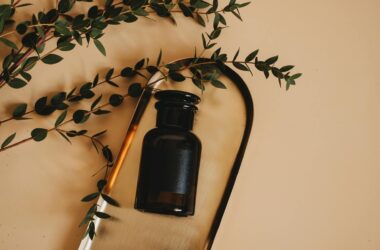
[0,24,55,38]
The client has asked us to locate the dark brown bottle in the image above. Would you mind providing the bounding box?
[135,90,202,216]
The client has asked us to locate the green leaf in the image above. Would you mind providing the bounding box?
[146,66,158,74]
[42,54,63,64]
[286,77,296,90]
[291,73,302,79]
[31,128,48,142]
[233,48,240,61]
[195,13,206,27]
[16,3,33,8]
[51,92,67,106]
[213,13,220,29]
[191,0,210,9]
[57,130,71,144]
[280,65,294,72]
[73,110,89,124]
[92,73,99,87]
[12,103,27,118]
[192,77,205,91]
[265,55,278,65]
[81,192,99,202]
[128,83,143,97]
[80,82,95,99]
[169,71,186,82]
[35,96,54,116]
[245,49,259,62]
[179,3,193,17]
[93,39,106,56]
[233,62,249,71]
[211,0,218,12]
[201,33,207,49]
[88,221,95,240]
[1,133,16,149]
[59,42,75,51]
[231,9,242,21]
[106,80,119,87]
[88,5,98,19]
[55,23,71,36]
[105,68,114,80]
[55,110,67,127]
[102,146,113,163]
[156,49,162,66]
[101,193,120,207]
[93,109,110,115]
[95,212,111,219]
[121,67,136,77]
[124,13,138,22]
[209,28,221,40]
[92,130,107,138]
[16,23,28,35]
[134,58,144,69]
[210,79,227,89]
[22,56,38,71]
[0,37,18,50]
[271,67,284,79]
[20,71,32,82]
[21,32,38,48]
[58,0,74,13]
[97,179,107,192]
[91,95,102,110]
[109,94,124,107]
[8,78,27,89]
[133,8,148,16]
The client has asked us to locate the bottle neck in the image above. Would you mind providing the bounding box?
[156,106,195,130]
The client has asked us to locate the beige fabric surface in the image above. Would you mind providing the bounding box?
[0,0,379,249]
[90,75,246,249]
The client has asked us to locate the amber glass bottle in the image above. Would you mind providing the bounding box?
[135,90,202,216]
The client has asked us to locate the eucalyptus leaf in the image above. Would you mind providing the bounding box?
[245,49,259,62]
[101,193,119,207]
[128,83,143,97]
[42,54,63,64]
[94,39,106,56]
[55,110,67,127]
[12,103,27,118]
[95,211,111,219]
[81,192,99,202]
[31,128,48,142]
[1,133,16,149]
[8,78,27,89]
[0,37,18,50]
[169,71,186,82]
[109,94,124,107]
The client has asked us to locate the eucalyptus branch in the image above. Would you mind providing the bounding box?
[0,0,32,35]
[0,0,250,90]
[0,47,301,127]
[0,92,131,152]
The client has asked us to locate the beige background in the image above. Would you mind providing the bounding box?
[0,0,379,249]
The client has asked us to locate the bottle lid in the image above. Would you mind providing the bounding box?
[154,90,201,130]
[155,90,200,112]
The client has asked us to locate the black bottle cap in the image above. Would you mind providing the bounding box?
[154,90,200,130]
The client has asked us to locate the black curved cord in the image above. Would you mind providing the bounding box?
[150,58,254,249]
[206,61,254,249]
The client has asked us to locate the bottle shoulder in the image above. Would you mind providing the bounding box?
[144,128,201,144]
